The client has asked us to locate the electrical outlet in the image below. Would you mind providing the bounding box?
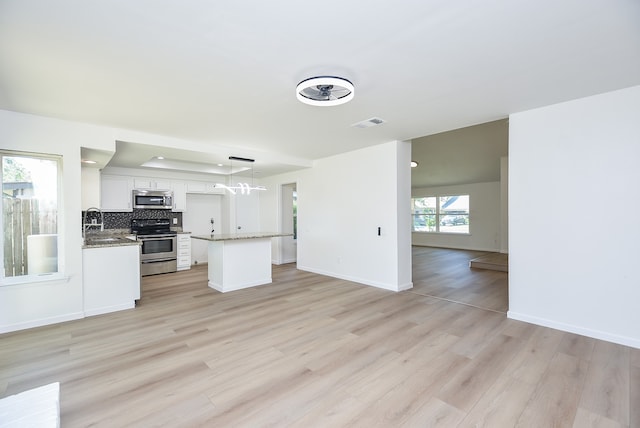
[172,217,178,225]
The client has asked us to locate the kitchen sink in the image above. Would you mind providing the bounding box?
[89,237,119,242]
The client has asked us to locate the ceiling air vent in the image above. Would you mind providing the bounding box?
[351,117,386,129]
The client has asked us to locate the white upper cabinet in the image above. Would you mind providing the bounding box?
[99,174,230,213]
[172,180,187,212]
[101,175,133,212]
[133,178,172,191]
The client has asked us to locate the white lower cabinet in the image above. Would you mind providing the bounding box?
[83,245,141,316]
[177,233,191,270]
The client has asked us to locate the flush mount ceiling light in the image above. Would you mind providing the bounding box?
[296,76,354,106]
[411,161,419,168]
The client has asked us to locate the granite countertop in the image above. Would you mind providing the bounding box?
[83,227,190,248]
[82,232,141,249]
[191,232,292,242]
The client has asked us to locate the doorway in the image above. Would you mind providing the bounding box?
[279,183,297,264]
[183,193,222,265]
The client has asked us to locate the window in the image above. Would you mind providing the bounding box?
[1,151,62,283]
[412,195,469,234]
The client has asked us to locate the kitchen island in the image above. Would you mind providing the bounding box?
[191,232,292,293]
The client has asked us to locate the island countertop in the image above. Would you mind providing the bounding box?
[191,232,292,242]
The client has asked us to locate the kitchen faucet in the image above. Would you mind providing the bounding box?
[83,207,104,239]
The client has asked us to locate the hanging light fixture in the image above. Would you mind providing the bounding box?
[216,156,267,195]
[296,76,354,106]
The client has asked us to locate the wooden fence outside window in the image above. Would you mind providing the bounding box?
[2,197,57,277]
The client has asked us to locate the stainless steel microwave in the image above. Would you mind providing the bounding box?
[132,190,173,209]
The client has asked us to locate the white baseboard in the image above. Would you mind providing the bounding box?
[297,265,412,292]
[272,258,297,265]
[85,303,135,317]
[208,278,272,293]
[412,244,500,252]
[0,312,84,334]
[507,311,640,349]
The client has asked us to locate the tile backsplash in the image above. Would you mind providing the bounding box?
[82,209,182,230]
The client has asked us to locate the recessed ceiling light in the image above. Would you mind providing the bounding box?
[411,161,419,168]
[81,159,97,164]
[296,76,354,107]
[157,156,164,160]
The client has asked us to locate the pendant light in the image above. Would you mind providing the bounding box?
[216,156,266,195]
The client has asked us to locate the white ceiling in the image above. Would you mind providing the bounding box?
[1,1,639,183]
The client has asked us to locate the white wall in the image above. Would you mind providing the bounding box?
[0,110,115,333]
[500,156,509,253]
[81,167,101,210]
[509,85,640,349]
[412,182,501,251]
[261,140,413,292]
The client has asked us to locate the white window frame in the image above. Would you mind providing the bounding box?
[412,194,470,234]
[1,150,65,286]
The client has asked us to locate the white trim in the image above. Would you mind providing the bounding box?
[84,303,135,317]
[507,311,640,350]
[411,244,500,252]
[272,258,296,265]
[297,265,413,293]
[208,278,272,293]
[0,312,84,334]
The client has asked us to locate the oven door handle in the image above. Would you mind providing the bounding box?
[141,257,176,264]
[138,236,177,242]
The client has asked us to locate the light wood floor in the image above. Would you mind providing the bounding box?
[1,251,638,427]
[469,252,508,272]
[412,246,509,313]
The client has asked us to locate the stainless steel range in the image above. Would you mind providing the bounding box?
[131,218,177,276]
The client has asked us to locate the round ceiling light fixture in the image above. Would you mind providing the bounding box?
[296,76,354,106]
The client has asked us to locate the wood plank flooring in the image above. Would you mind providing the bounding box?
[1,249,637,427]
[469,252,509,272]
[412,246,509,313]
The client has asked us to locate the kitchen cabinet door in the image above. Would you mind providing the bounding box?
[101,175,133,212]
[154,180,172,191]
[133,178,172,191]
[172,181,187,212]
[132,178,153,190]
[83,244,140,315]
